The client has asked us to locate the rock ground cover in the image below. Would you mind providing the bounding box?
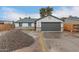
[0,29,34,52]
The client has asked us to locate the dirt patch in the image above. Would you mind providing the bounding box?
[0,29,34,52]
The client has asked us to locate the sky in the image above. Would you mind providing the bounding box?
[0,6,79,21]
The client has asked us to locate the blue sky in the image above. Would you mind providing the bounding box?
[0,6,79,21]
[0,6,57,14]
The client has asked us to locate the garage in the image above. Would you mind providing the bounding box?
[41,22,61,31]
[36,15,63,32]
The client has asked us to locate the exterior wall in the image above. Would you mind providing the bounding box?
[22,23,34,27]
[22,23,28,27]
[14,23,19,27]
[31,23,34,27]
[36,22,41,27]
[61,22,63,32]
[14,22,35,30]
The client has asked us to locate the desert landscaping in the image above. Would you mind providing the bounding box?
[0,29,79,52]
[0,29,41,52]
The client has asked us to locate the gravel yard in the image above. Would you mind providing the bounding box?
[43,31,79,52]
[0,29,35,52]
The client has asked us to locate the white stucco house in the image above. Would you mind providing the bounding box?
[14,15,63,32]
[14,17,37,29]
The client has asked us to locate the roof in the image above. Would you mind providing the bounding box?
[64,16,79,22]
[36,15,63,22]
[15,17,38,23]
[36,15,61,21]
[15,15,62,23]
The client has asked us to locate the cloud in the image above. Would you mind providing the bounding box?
[1,7,40,21]
[1,6,79,21]
[26,13,40,18]
[4,12,40,21]
[4,12,27,21]
[53,6,79,18]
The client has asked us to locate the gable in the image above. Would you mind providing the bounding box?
[37,15,63,22]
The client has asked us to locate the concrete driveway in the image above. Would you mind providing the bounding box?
[43,31,79,52]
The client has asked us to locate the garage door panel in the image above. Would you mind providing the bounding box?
[41,22,61,31]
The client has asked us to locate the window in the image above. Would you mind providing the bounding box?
[19,22,22,27]
[28,23,31,27]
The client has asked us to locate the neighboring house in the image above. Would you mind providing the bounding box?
[63,16,79,23]
[14,15,63,32]
[14,17,37,29]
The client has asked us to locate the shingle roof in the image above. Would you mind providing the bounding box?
[68,16,79,20]
[15,17,38,23]
[64,16,79,22]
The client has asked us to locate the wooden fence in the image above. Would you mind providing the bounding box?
[64,23,79,32]
[0,24,15,31]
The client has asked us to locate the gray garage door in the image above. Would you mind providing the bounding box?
[41,22,61,31]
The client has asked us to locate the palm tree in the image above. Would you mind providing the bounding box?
[40,6,53,18]
[46,6,53,16]
[40,8,46,18]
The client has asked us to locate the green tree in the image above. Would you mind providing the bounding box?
[40,6,53,18]
[46,6,53,16]
[40,8,46,18]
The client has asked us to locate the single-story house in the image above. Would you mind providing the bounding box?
[14,15,63,32]
[14,17,37,29]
